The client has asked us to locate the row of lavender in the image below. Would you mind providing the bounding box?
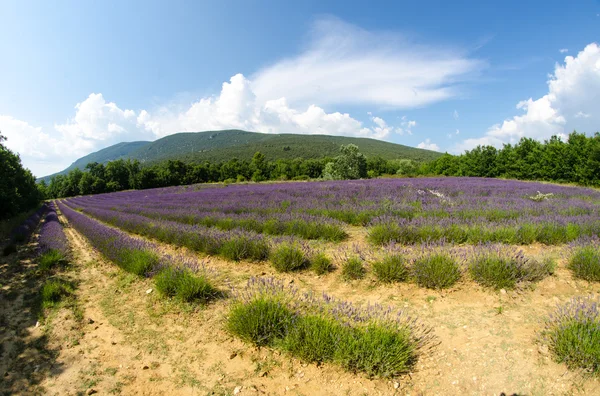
[61,196,600,292]
[36,202,71,270]
[57,200,438,378]
[65,177,600,245]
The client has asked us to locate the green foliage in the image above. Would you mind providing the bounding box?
[227,296,295,346]
[341,256,366,280]
[219,235,270,262]
[322,144,368,180]
[38,249,67,272]
[0,132,43,219]
[310,252,333,275]
[542,296,600,374]
[395,159,418,176]
[154,267,219,302]
[270,243,309,272]
[280,314,344,363]
[413,254,461,289]
[334,323,417,378]
[569,246,600,282]
[468,255,551,290]
[372,254,409,283]
[426,131,600,186]
[41,279,74,308]
[117,249,159,276]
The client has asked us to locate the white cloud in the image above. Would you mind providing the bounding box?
[417,138,440,151]
[2,18,483,176]
[559,48,569,53]
[455,42,600,153]
[453,110,459,120]
[251,17,484,109]
[2,75,419,176]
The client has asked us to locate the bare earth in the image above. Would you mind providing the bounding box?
[2,212,600,395]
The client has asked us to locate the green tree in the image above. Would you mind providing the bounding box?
[326,144,367,180]
[0,132,42,219]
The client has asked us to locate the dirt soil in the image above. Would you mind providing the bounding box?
[1,212,600,395]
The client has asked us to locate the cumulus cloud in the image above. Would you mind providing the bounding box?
[251,17,484,109]
[417,138,440,151]
[2,17,483,176]
[1,77,419,176]
[455,43,600,153]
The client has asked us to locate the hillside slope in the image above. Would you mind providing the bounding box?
[40,130,442,180]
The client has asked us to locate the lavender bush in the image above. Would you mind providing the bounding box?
[469,245,555,290]
[541,295,600,374]
[568,243,600,282]
[227,277,435,378]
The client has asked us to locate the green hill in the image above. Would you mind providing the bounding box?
[40,130,442,180]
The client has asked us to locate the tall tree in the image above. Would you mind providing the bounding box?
[0,132,42,219]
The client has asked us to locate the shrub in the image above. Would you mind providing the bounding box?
[335,323,417,378]
[372,254,408,283]
[569,246,600,282]
[220,235,270,262]
[227,296,295,346]
[118,249,159,276]
[311,252,333,275]
[280,315,344,363]
[468,248,554,290]
[41,279,73,308]
[38,249,67,272]
[270,243,309,272]
[541,295,600,374]
[413,253,461,289]
[342,256,366,280]
[154,266,219,302]
[367,223,401,246]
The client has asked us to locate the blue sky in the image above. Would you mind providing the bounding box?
[1,0,599,177]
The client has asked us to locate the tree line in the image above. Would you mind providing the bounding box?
[40,144,421,198]
[424,132,600,186]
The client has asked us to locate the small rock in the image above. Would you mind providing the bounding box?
[86,389,97,395]
[146,288,153,294]
[393,382,400,389]
[500,289,507,294]
[4,371,9,377]
[142,365,149,370]
[87,318,95,324]
[234,386,242,394]
[538,345,549,355]
[35,321,40,328]
[229,352,238,359]
[111,341,117,345]
[259,371,268,377]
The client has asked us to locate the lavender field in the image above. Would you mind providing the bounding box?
[63,177,600,245]
[48,177,600,391]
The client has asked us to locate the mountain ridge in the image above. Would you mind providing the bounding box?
[40,130,443,181]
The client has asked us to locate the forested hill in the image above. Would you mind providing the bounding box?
[40,130,442,180]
